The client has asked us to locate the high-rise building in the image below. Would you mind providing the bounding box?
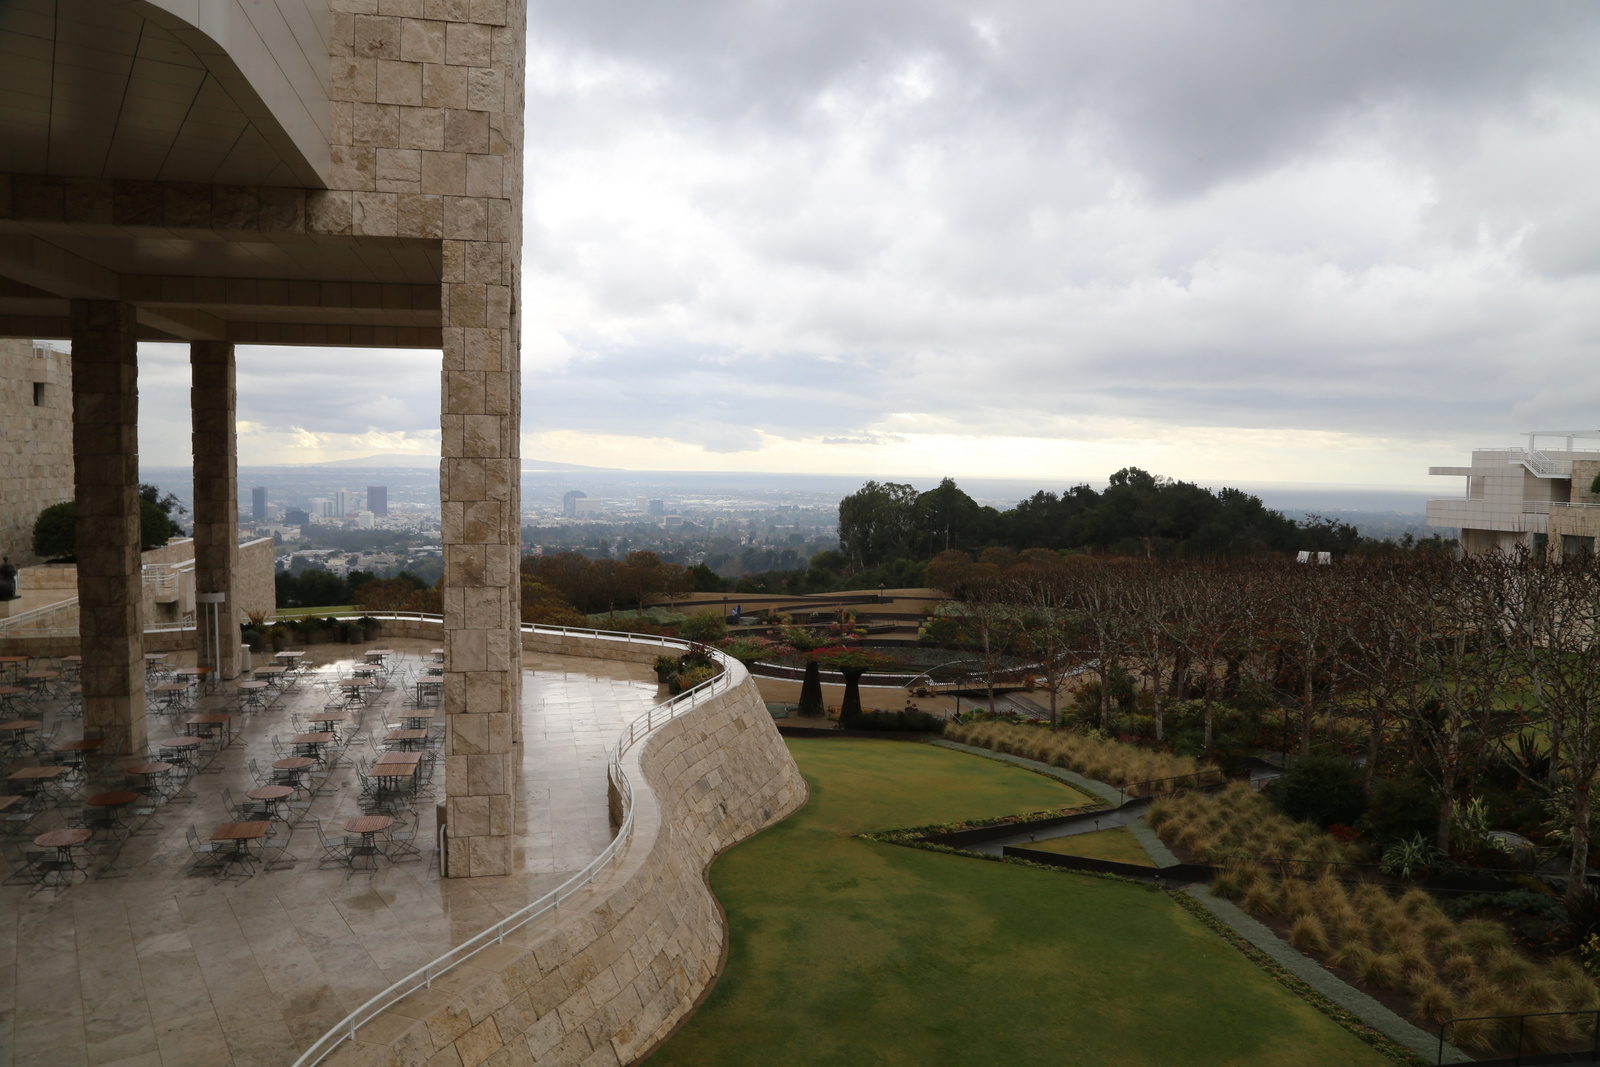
[648,499,666,517]
[252,487,267,521]
[563,490,587,516]
[332,489,349,517]
[367,485,388,517]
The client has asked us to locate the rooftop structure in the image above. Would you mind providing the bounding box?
[1427,431,1600,556]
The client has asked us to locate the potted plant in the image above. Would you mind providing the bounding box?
[360,615,381,642]
[653,654,678,685]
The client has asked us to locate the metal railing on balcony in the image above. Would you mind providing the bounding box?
[288,617,740,1067]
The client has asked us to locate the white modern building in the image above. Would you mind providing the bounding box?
[1427,431,1600,557]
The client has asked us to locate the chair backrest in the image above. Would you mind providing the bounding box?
[184,826,200,852]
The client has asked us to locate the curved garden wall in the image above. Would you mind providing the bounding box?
[318,630,806,1067]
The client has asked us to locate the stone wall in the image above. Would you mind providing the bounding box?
[319,646,807,1067]
[0,339,72,566]
[237,537,277,622]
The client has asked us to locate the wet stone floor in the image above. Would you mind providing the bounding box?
[0,639,664,1067]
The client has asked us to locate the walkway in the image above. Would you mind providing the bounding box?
[0,640,662,1067]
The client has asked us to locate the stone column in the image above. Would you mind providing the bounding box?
[441,288,521,878]
[71,300,146,755]
[190,341,240,680]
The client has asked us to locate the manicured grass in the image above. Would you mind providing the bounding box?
[647,739,1388,1067]
[1029,825,1156,867]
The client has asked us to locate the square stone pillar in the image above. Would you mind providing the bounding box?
[71,300,146,755]
[190,341,240,680]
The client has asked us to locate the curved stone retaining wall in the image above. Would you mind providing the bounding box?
[321,631,806,1067]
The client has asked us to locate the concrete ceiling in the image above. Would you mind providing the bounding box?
[0,0,330,188]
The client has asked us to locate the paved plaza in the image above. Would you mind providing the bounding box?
[0,639,664,1067]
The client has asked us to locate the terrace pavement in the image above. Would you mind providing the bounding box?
[0,638,665,1067]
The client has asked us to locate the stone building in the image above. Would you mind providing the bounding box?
[1427,431,1600,557]
[0,0,526,876]
[0,339,73,565]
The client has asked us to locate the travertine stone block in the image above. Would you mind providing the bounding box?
[190,341,241,681]
[71,301,146,755]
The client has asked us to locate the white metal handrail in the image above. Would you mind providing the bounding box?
[0,596,79,632]
[290,616,736,1067]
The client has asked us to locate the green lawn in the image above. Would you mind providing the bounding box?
[1028,824,1157,867]
[647,739,1388,1067]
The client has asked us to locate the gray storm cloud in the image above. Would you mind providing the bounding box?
[135,2,1600,471]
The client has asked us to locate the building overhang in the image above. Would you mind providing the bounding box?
[0,0,331,188]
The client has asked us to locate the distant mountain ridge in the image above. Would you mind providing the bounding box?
[312,454,613,471]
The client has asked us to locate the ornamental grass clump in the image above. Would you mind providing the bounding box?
[945,721,1216,789]
[1154,784,1600,1053]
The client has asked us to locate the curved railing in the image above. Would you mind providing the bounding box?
[289,618,739,1067]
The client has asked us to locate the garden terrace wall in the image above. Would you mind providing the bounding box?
[318,631,806,1067]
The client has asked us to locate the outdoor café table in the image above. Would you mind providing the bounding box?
[343,815,392,864]
[126,762,174,801]
[402,706,436,729]
[271,756,314,790]
[157,736,203,776]
[363,649,393,664]
[143,653,170,672]
[210,820,270,869]
[372,751,421,795]
[236,681,270,712]
[0,686,25,712]
[0,720,42,747]
[152,682,192,709]
[351,663,382,679]
[253,665,289,688]
[385,728,429,751]
[273,651,306,670]
[84,790,138,833]
[429,648,444,661]
[52,737,103,776]
[8,765,65,804]
[245,785,294,822]
[33,827,92,881]
[174,666,211,692]
[290,732,334,763]
[336,678,369,705]
[185,713,233,748]
[20,670,57,698]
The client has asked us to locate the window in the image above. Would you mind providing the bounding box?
[32,382,43,406]
[1562,534,1593,559]
[1533,532,1548,558]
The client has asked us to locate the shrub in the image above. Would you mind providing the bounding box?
[679,608,728,643]
[1361,776,1439,845]
[670,664,719,694]
[32,501,76,560]
[1289,915,1329,954]
[1269,752,1367,828]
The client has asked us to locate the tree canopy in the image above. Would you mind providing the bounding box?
[839,468,1370,563]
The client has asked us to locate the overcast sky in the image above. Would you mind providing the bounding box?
[137,1,1600,492]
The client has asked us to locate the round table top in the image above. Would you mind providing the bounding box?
[337,678,366,688]
[35,828,91,848]
[237,681,268,690]
[343,815,393,834]
[87,790,138,806]
[0,686,24,696]
[21,670,57,680]
[247,785,294,801]
[272,757,314,770]
[158,736,202,749]
[0,720,41,731]
[126,762,174,775]
[0,655,29,664]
